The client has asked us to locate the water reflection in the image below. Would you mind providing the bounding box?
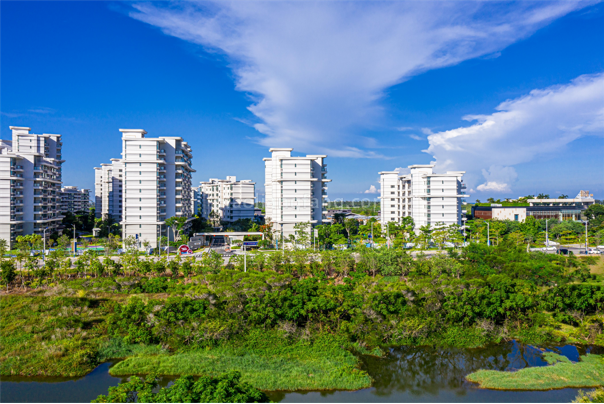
[2,342,601,403]
[268,342,601,403]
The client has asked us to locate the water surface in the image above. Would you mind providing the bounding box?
[2,342,600,403]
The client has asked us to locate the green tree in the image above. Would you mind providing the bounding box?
[165,216,188,243]
[0,260,16,291]
[93,372,268,403]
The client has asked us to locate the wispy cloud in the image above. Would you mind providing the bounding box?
[128,1,592,157]
[409,134,423,141]
[425,73,604,193]
[28,107,55,114]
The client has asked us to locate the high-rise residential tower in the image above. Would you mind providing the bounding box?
[59,186,90,214]
[379,164,468,229]
[120,129,195,248]
[263,148,330,240]
[199,176,256,223]
[94,158,124,221]
[0,126,63,247]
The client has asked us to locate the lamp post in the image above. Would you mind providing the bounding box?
[43,227,48,262]
[244,242,247,272]
[158,223,162,258]
[73,224,76,258]
[371,221,374,248]
[281,223,284,251]
[487,221,490,246]
[546,218,549,248]
[585,220,589,254]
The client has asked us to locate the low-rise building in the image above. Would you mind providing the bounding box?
[60,186,90,214]
[379,164,468,229]
[472,191,595,222]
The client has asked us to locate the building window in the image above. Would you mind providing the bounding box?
[514,214,519,221]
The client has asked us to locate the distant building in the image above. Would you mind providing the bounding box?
[199,176,255,222]
[264,148,330,239]
[472,191,595,222]
[1,126,63,247]
[60,186,90,214]
[379,164,468,229]
[94,158,124,221]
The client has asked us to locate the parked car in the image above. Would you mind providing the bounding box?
[559,248,569,255]
[588,248,601,254]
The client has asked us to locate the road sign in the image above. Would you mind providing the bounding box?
[243,241,258,246]
[179,244,193,255]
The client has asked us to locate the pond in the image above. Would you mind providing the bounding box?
[2,342,601,403]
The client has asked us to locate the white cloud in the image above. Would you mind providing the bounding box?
[425,73,604,193]
[364,185,379,194]
[397,127,414,132]
[394,167,411,175]
[409,134,423,141]
[128,1,592,156]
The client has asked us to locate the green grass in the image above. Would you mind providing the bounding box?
[109,332,371,391]
[0,295,109,377]
[466,353,604,390]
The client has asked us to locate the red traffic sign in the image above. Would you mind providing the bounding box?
[178,244,193,255]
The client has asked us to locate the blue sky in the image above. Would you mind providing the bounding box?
[2,1,603,202]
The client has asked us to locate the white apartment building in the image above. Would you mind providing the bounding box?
[264,148,330,240]
[0,126,63,247]
[199,176,256,223]
[94,159,124,221]
[379,164,468,229]
[192,185,202,216]
[120,129,195,248]
[60,186,90,214]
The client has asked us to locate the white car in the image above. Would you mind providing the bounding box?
[588,248,601,254]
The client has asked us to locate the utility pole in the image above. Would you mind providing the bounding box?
[487,221,490,247]
[243,242,247,272]
[158,224,162,258]
[387,222,390,249]
[546,218,549,248]
[371,221,374,248]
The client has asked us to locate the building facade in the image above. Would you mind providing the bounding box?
[60,186,90,214]
[472,191,595,222]
[120,129,195,248]
[0,126,64,247]
[94,159,124,221]
[379,164,467,229]
[199,176,256,223]
[264,148,330,240]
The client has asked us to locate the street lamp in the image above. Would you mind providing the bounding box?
[585,220,589,254]
[43,227,48,262]
[371,221,374,248]
[73,224,76,258]
[487,221,490,246]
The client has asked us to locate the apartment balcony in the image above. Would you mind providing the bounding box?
[12,182,23,188]
[34,166,43,172]
[158,149,166,155]
[12,200,24,206]
[158,166,166,172]
[158,184,166,190]
[158,193,166,198]
[12,165,23,171]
